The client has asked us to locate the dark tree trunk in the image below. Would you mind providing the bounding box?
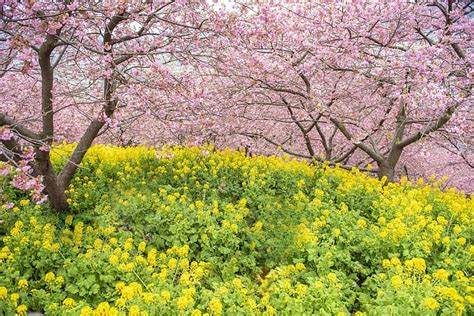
[35,150,68,212]
[376,161,396,182]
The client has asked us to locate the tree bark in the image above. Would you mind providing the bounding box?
[376,160,396,182]
[35,150,68,212]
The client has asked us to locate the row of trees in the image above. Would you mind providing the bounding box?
[1,0,473,211]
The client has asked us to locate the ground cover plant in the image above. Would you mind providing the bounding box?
[0,144,473,315]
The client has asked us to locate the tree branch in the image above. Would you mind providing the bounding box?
[0,113,41,140]
[396,104,459,148]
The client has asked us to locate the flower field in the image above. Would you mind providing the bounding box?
[0,144,473,315]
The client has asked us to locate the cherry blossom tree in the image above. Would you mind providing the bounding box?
[0,0,211,211]
[198,0,473,186]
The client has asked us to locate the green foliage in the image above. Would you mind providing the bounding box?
[0,144,472,315]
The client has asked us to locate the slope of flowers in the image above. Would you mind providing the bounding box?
[0,144,473,315]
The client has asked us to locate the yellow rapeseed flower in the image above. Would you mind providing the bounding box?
[208,297,223,315]
[433,269,450,282]
[161,290,171,301]
[63,298,76,307]
[168,258,178,269]
[138,241,146,252]
[0,287,7,299]
[128,305,140,316]
[423,297,440,310]
[390,258,401,266]
[295,263,305,271]
[44,272,55,283]
[453,225,462,234]
[391,275,403,288]
[65,215,74,225]
[327,273,338,283]
[232,278,242,288]
[356,219,367,228]
[16,304,28,315]
[18,279,28,289]
[191,309,202,316]
[176,295,194,310]
[457,237,466,246]
[80,306,93,316]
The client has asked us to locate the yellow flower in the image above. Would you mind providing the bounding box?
[442,237,450,245]
[63,298,76,307]
[457,237,466,246]
[208,297,223,315]
[96,302,111,313]
[115,298,126,307]
[179,258,190,269]
[129,305,140,316]
[376,216,386,225]
[405,258,426,272]
[142,293,155,304]
[93,239,103,250]
[453,225,462,234]
[422,297,440,310]
[109,254,119,266]
[232,278,242,288]
[138,241,147,252]
[0,287,7,299]
[48,303,58,311]
[455,271,467,282]
[177,245,190,257]
[295,262,305,271]
[124,239,133,251]
[45,272,56,283]
[16,304,28,315]
[56,276,64,284]
[191,309,203,316]
[179,272,192,285]
[327,273,337,283]
[115,282,126,291]
[433,269,450,282]
[356,219,367,228]
[295,284,308,296]
[18,279,28,289]
[168,258,178,269]
[161,290,171,301]
[266,305,276,316]
[121,286,136,300]
[80,306,93,316]
[391,275,403,288]
[176,295,194,310]
[390,258,401,266]
[11,293,19,302]
[65,215,74,225]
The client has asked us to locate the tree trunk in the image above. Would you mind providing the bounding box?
[43,176,68,212]
[35,151,68,212]
[377,160,396,183]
